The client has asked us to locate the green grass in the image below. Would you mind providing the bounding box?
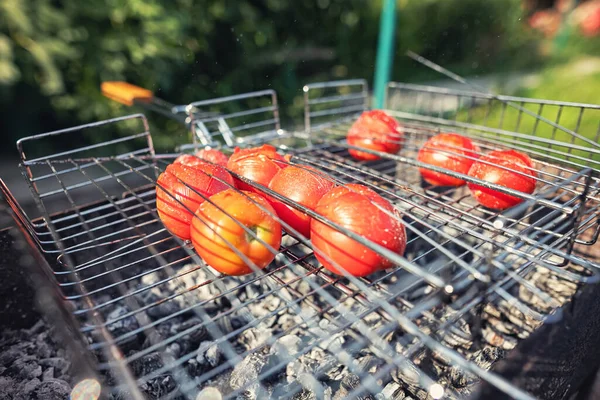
[453,58,600,168]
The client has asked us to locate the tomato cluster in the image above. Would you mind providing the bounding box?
[416,132,537,209]
[155,112,539,279]
[156,142,408,277]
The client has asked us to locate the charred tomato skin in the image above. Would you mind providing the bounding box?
[310,184,407,277]
[417,133,481,187]
[346,110,403,161]
[191,189,282,276]
[156,163,235,240]
[226,144,289,193]
[268,165,335,238]
[467,149,537,210]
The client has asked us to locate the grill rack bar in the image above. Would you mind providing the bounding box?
[13,80,600,399]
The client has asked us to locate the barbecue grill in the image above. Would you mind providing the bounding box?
[2,59,600,400]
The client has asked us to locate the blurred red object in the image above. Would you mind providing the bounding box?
[529,9,562,37]
[578,1,600,36]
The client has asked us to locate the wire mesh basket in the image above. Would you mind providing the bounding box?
[7,74,600,400]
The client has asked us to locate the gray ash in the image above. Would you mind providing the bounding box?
[50,185,587,400]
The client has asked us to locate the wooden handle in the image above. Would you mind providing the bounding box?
[101,81,153,106]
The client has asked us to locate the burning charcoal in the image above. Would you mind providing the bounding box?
[0,347,23,367]
[482,326,517,350]
[144,293,182,319]
[23,378,41,395]
[39,357,70,375]
[106,306,140,336]
[277,314,298,332]
[270,335,302,364]
[8,357,42,380]
[31,379,71,400]
[392,363,421,387]
[292,388,318,400]
[196,386,223,400]
[141,375,176,398]
[379,382,406,400]
[238,326,273,351]
[333,373,362,400]
[130,352,164,377]
[196,341,223,367]
[473,346,504,370]
[230,350,269,392]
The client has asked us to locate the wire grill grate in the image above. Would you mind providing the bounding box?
[9,80,600,400]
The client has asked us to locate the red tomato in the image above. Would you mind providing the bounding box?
[268,165,335,238]
[417,133,481,186]
[346,110,403,161]
[310,184,407,277]
[226,144,289,192]
[174,149,229,168]
[196,148,229,167]
[191,189,282,275]
[467,150,537,210]
[174,154,205,168]
[156,163,235,240]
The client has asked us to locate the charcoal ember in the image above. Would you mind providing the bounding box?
[171,316,208,348]
[23,377,42,395]
[287,348,330,381]
[0,347,23,367]
[482,326,517,350]
[230,350,269,394]
[277,314,298,332]
[217,315,245,335]
[333,373,376,400]
[392,363,421,387]
[39,357,70,375]
[378,382,406,400]
[130,352,163,377]
[270,335,302,363]
[448,363,478,388]
[238,326,273,351]
[160,268,221,308]
[143,293,182,319]
[7,357,42,379]
[196,341,223,367]
[314,354,344,381]
[473,346,504,370]
[292,388,318,400]
[140,375,177,398]
[31,379,71,400]
[186,359,203,377]
[35,332,53,359]
[106,306,140,336]
[43,366,55,380]
[166,343,181,358]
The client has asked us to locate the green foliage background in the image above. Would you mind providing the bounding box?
[0,0,553,153]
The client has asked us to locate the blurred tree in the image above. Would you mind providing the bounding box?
[0,0,547,153]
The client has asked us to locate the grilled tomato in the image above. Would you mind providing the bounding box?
[346,110,403,161]
[418,133,480,186]
[156,163,235,240]
[467,149,537,210]
[174,148,229,168]
[226,144,289,192]
[268,165,335,238]
[191,189,282,275]
[310,184,406,277]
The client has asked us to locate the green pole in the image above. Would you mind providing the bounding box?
[373,0,397,109]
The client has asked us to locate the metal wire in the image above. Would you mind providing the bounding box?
[11,82,600,400]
